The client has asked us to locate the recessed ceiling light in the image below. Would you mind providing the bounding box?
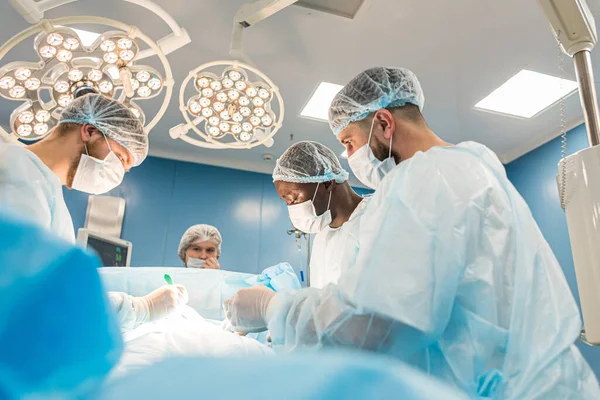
[474,69,578,118]
[301,81,343,121]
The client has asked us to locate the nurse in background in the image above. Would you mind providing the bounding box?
[178,224,222,269]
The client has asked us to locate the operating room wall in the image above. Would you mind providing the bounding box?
[505,123,600,375]
[63,156,372,282]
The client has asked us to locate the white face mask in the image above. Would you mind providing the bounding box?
[348,117,396,190]
[287,183,332,234]
[186,257,205,268]
[72,135,125,195]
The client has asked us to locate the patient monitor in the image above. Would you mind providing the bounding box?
[77,228,132,267]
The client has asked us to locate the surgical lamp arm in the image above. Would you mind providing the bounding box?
[9,0,75,24]
[9,0,190,60]
[124,0,190,60]
[230,0,299,64]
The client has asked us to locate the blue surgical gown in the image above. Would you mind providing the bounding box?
[267,142,599,399]
[0,143,75,243]
[0,143,153,332]
[309,197,369,288]
[0,212,122,398]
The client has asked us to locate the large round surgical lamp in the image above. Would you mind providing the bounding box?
[170,60,284,149]
[169,0,298,150]
[0,0,190,143]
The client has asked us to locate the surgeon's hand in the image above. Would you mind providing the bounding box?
[143,284,189,322]
[203,257,220,270]
[224,286,276,333]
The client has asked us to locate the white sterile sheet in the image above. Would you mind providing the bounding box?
[111,306,273,378]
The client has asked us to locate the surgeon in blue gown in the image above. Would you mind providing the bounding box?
[0,93,187,333]
[225,67,600,398]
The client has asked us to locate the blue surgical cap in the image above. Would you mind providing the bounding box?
[272,141,349,184]
[59,94,148,166]
[328,67,425,136]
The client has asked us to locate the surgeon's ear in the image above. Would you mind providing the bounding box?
[375,110,395,140]
[80,124,97,143]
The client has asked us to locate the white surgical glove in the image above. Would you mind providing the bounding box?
[134,285,189,324]
[224,286,276,333]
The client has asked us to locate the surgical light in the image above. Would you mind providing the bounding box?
[17,124,32,136]
[0,76,15,89]
[171,60,283,149]
[63,37,80,50]
[24,78,40,90]
[18,111,33,123]
[136,70,150,82]
[98,81,113,94]
[14,68,31,80]
[0,19,174,142]
[101,40,116,52]
[9,86,26,98]
[56,49,73,62]
[33,122,48,135]
[167,0,297,149]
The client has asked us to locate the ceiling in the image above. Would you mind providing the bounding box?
[0,0,598,187]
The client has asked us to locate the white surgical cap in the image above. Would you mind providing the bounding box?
[328,67,425,136]
[178,224,223,262]
[59,94,148,166]
[272,141,349,184]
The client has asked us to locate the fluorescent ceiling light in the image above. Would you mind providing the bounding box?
[58,26,101,47]
[474,69,578,118]
[301,82,343,121]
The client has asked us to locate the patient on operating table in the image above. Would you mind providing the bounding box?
[111,288,272,378]
[101,263,300,377]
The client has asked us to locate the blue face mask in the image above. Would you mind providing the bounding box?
[348,117,396,189]
[186,257,205,268]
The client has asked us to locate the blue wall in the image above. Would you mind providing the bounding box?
[63,156,372,283]
[506,124,600,375]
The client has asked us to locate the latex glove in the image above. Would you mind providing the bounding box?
[143,284,189,322]
[203,257,220,270]
[221,319,248,336]
[224,286,276,333]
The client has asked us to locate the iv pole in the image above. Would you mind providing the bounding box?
[538,0,600,344]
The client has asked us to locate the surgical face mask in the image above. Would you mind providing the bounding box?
[287,183,332,234]
[348,117,396,189]
[186,257,205,268]
[72,135,125,195]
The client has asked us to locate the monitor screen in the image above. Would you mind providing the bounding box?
[87,236,129,267]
